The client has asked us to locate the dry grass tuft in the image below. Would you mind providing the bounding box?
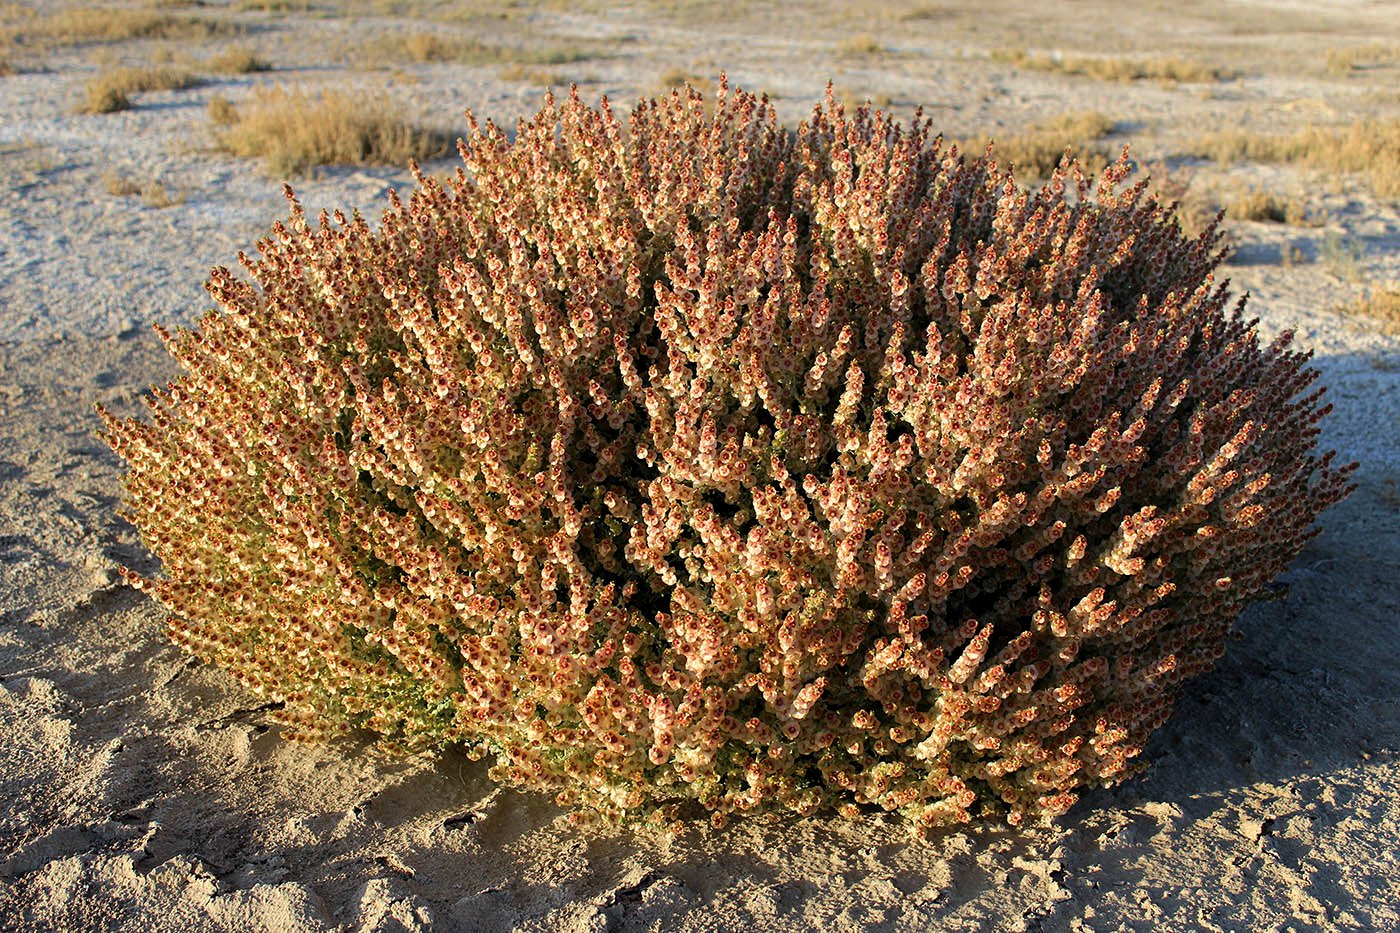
[208,93,238,125]
[835,34,884,56]
[80,66,201,113]
[3,7,237,50]
[961,111,1116,181]
[359,32,605,68]
[1138,162,1223,242]
[141,182,184,208]
[992,48,1229,83]
[1333,288,1400,334]
[1189,119,1400,200]
[211,85,454,175]
[833,87,893,112]
[498,63,583,87]
[1319,232,1367,281]
[206,45,270,74]
[412,0,534,21]
[0,139,62,183]
[1325,44,1400,76]
[899,4,952,20]
[657,67,703,89]
[1224,189,1312,224]
[83,82,131,114]
[1138,162,1319,238]
[104,172,143,196]
[409,32,467,63]
[233,0,316,11]
[103,170,184,207]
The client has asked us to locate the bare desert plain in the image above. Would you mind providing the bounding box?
[1,1,1398,930]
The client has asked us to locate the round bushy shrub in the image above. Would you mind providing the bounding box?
[101,82,1353,831]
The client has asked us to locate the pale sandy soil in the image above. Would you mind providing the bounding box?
[1,2,1398,930]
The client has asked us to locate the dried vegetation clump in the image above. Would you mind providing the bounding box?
[1325,44,1400,77]
[356,32,607,69]
[1138,164,1319,244]
[210,85,454,175]
[1223,189,1311,225]
[207,93,238,125]
[497,64,586,88]
[1318,232,1367,282]
[1,7,237,49]
[1334,289,1400,335]
[835,34,885,57]
[79,65,201,114]
[206,45,271,75]
[992,49,1230,84]
[103,171,184,208]
[656,68,709,93]
[959,111,1116,182]
[232,0,317,12]
[102,82,1353,831]
[1189,119,1400,200]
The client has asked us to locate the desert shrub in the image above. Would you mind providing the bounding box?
[101,82,1353,831]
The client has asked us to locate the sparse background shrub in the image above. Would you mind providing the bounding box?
[78,65,200,114]
[101,81,1353,831]
[991,48,1232,84]
[1187,119,1400,200]
[206,45,271,75]
[209,85,454,175]
[1335,287,1400,334]
[103,170,184,208]
[0,6,238,49]
[957,110,1116,181]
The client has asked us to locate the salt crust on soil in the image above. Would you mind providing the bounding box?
[1,1,1397,930]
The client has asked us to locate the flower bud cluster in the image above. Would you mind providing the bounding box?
[100,79,1354,831]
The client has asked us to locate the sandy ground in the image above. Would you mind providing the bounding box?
[1,1,1398,930]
